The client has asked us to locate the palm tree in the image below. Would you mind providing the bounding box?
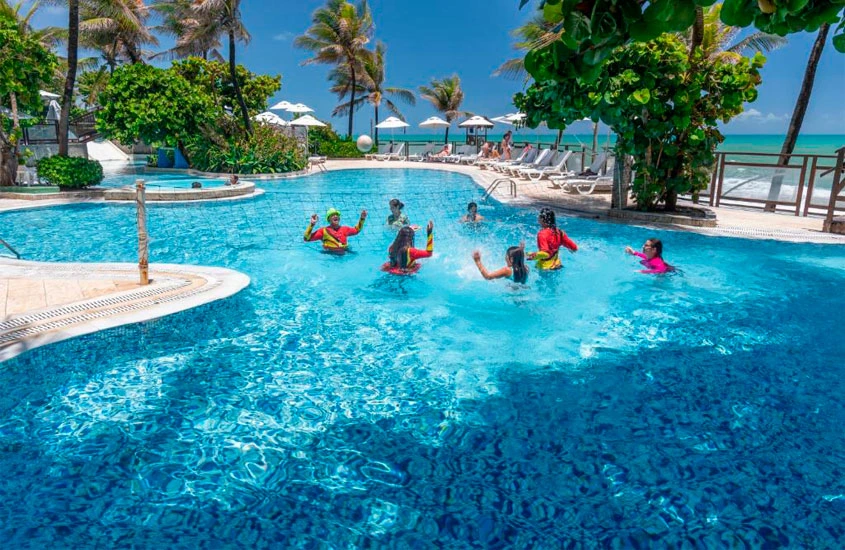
[681,4,788,62]
[58,0,79,156]
[418,75,467,144]
[295,0,373,138]
[152,0,223,61]
[79,0,157,67]
[492,13,559,83]
[329,42,415,145]
[188,0,252,133]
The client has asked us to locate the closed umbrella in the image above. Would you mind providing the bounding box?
[419,116,451,143]
[46,100,61,122]
[290,114,327,154]
[374,116,409,145]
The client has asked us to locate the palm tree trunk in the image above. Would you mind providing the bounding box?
[374,103,379,145]
[554,129,562,149]
[348,63,356,138]
[229,28,252,134]
[765,22,830,211]
[689,7,704,57]
[591,122,599,162]
[59,0,79,157]
[444,125,449,145]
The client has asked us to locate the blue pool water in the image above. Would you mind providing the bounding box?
[97,162,227,189]
[1,169,844,547]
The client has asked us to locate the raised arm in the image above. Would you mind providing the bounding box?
[472,251,511,280]
[409,221,434,259]
[347,209,367,235]
[304,214,323,241]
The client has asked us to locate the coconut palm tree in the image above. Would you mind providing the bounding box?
[492,13,559,83]
[79,0,157,67]
[58,0,78,156]
[295,0,373,138]
[681,3,788,62]
[329,42,415,145]
[187,0,251,133]
[418,75,468,144]
[151,0,223,61]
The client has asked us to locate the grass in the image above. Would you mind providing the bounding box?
[0,186,60,194]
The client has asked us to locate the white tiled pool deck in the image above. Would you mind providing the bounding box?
[1,158,841,360]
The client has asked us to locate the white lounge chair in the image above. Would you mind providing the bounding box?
[384,142,406,161]
[505,149,551,176]
[445,145,472,163]
[408,143,436,161]
[492,148,536,172]
[520,151,573,181]
[428,144,453,161]
[514,149,555,178]
[365,143,391,160]
[549,152,609,190]
[568,177,613,195]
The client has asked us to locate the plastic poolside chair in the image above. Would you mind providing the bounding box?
[365,143,390,160]
[520,150,573,181]
[514,149,556,178]
[373,142,396,161]
[384,142,406,161]
[408,143,436,161]
[504,149,550,176]
[549,152,608,190]
[491,147,536,172]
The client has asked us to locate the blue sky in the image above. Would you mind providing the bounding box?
[28,0,845,136]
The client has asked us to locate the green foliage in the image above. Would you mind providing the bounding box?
[0,12,58,114]
[308,124,364,158]
[36,156,104,189]
[97,63,214,147]
[520,0,844,82]
[171,57,281,119]
[516,35,765,210]
[183,125,306,174]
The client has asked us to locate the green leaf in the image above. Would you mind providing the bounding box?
[631,89,651,105]
[720,0,756,27]
[833,32,845,53]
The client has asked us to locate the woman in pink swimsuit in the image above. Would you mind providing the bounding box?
[625,238,673,274]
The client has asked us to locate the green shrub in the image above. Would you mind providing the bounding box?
[184,125,307,174]
[36,156,104,189]
[308,125,363,158]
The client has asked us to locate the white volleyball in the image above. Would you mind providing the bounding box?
[356,135,374,153]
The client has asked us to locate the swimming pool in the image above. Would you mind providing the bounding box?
[97,161,228,189]
[1,168,843,547]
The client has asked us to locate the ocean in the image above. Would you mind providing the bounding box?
[387,133,844,155]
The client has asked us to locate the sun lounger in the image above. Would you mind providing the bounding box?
[515,149,558,178]
[384,142,406,161]
[408,143,436,161]
[428,144,453,161]
[567,176,613,195]
[365,143,390,160]
[492,148,537,172]
[519,151,573,181]
[505,149,551,176]
[445,145,472,163]
[548,152,609,189]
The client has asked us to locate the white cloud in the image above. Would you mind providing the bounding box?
[273,32,294,42]
[736,108,789,123]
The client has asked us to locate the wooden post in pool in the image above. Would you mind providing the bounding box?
[136,179,149,285]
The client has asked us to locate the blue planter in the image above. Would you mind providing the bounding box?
[157,148,174,168]
[174,148,189,169]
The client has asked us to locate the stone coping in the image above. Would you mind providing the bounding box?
[607,207,718,228]
[0,188,106,201]
[144,166,310,180]
[104,181,256,201]
[0,258,250,362]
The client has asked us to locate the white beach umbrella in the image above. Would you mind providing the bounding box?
[270,100,293,110]
[290,114,327,154]
[286,103,314,114]
[504,112,526,123]
[419,116,451,143]
[491,116,513,124]
[39,90,60,100]
[254,111,288,125]
[375,116,409,143]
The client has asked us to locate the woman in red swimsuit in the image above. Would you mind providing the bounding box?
[382,220,434,275]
